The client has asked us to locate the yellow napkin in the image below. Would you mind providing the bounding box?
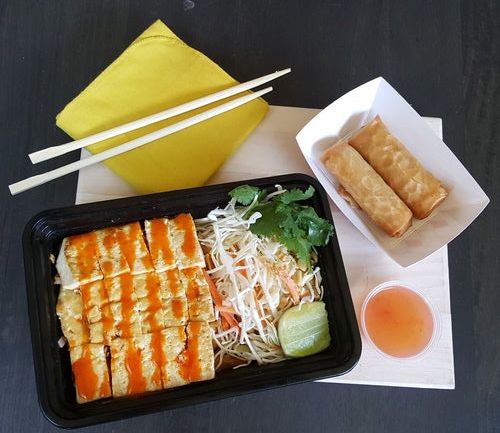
[56,20,268,193]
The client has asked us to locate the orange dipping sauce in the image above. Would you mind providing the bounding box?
[362,284,436,358]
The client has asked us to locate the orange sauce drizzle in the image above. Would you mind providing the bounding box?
[184,268,201,301]
[85,281,114,341]
[173,213,197,259]
[133,222,154,270]
[115,223,153,273]
[115,226,136,272]
[102,230,115,250]
[117,274,136,338]
[80,282,93,317]
[72,345,98,401]
[99,229,115,275]
[81,321,90,344]
[146,273,163,311]
[99,373,111,397]
[180,322,201,381]
[101,304,115,341]
[68,232,99,282]
[171,298,185,320]
[166,269,181,297]
[145,273,163,332]
[149,219,175,268]
[150,332,163,388]
[125,340,147,395]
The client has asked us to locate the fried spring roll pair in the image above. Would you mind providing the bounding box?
[322,116,447,237]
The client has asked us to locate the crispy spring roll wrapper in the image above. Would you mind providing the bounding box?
[322,141,412,237]
[349,116,448,219]
[337,185,360,209]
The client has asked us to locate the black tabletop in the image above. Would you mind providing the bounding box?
[1,1,498,432]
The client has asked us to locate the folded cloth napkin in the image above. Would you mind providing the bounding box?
[56,20,268,193]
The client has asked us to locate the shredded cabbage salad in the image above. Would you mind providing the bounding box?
[196,185,324,370]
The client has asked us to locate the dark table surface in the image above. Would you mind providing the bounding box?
[1,1,498,432]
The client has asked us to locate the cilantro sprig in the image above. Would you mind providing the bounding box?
[229,185,334,267]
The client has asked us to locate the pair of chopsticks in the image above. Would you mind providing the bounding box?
[9,68,291,195]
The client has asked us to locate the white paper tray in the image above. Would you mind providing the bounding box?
[296,78,489,267]
[75,105,455,389]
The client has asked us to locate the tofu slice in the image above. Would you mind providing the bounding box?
[128,272,165,333]
[181,267,215,322]
[70,343,111,403]
[160,322,215,388]
[55,239,79,289]
[180,321,215,382]
[57,233,103,288]
[162,298,188,327]
[160,326,189,388]
[137,306,166,334]
[123,268,187,330]
[157,269,187,299]
[137,293,165,334]
[56,288,90,348]
[130,272,160,299]
[87,303,117,344]
[114,222,154,275]
[109,301,142,339]
[95,227,130,278]
[103,273,139,304]
[80,280,108,324]
[168,213,205,269]
[110,334,163,397]
[144,218,176,272]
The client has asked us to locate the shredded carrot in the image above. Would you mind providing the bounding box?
[221,311,239,330]
[278,269,300,305]
[203,269,238,330]
[235,259,248,278]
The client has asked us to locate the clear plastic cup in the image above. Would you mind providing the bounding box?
[360,280,440,361]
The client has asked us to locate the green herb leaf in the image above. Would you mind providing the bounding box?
[229,185,261,205]
[229,185,334,268]
[295,207,334,246]
[249,203,281,237]
[276,185,315,204]
[280,235,312,266]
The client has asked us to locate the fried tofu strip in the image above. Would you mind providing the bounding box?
[70,343,111,403]
[95,227,130,278]
[182,321,215,382]
[181,267,215,322]
[144,218,176,272]
[56,288,90,348]
[110,334,163,397]
[169,214,205,269]
[56,234,102,288]
[160,326,189,388]
[114,223,154,274]
[157,269,186,299]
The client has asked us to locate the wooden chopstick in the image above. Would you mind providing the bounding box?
[29,68,291,164]
[9,87,272,195]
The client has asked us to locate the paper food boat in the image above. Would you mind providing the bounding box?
[296,77,489,267]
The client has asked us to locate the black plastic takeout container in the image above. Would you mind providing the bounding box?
[23,173,361,428]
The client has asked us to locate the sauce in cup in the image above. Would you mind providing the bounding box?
[361,282,437,359]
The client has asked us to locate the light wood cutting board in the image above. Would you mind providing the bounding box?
[76,105,454,389]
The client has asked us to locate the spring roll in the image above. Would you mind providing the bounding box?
[349,116,447,219]
[322,140,412,237]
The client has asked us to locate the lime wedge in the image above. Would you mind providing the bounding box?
[278,301,331,357]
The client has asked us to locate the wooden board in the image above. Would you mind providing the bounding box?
[76,105,454,389]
